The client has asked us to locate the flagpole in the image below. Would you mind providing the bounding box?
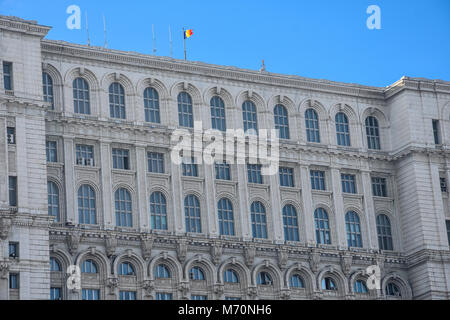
[169,25,173,58]
[86,11,90,46]
[103,14,107,48]
[183,28,187,60]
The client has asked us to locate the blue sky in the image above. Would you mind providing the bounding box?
[1,0,449,87]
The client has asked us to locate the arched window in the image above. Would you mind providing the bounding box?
[290,274,304,289]
[42,72,54,109]
[282,204,299,242]
[223,269,239,283]
[345,211,363,248]
[178,92,193,128]
[78,185,96,225]
[257,272,272,285]
[155,264,171,279]
[118,262,135,276]
[365,116,381,150]
[189,266,205,280]
[50,257,61,272]
[242,100,258,134]
[115,188,132,227]
[251,201,267,239]
[385,282,401,297]
[335,112,350,146]
[81,259,98,273]
[47,181,60,222]
[185,195,201,233]
[109,82,126,119]
[210,96,226,131]
[376,214,393,251]
[322,277,337,291]
[144,87,160,123]
[314,208,331,244]
[354,279,368,293]
[274,104,290,139]
[150,192,167,230]
[305,109,320,143]
[73,77,90,114]
[218,198,235,236]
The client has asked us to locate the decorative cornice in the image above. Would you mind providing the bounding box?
[0,15,51,37]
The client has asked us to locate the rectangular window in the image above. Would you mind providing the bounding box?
[9,242,19,258]
[50,287,62,300]
[372,177,387,197]
[82,289,100,300]
[446,220,450,246]
[191,295,207,300]
[155,292,172,300]
[9,273,19,289]
[75,145,94,166]
[46,141,57,163]
[7,127,15,145]
[147,152,164,173]
[432,120,440,145]
[215,161,231,180]
[3,62,13,90]
[341,174,357,194]
[279,167,294,187]
[182,157,198,177]
[9,176,17,207]
[119,291,136,300]
[310,170,326,191]
[112,148,130,170]
[247,164,263,184]
[440,177,447,193]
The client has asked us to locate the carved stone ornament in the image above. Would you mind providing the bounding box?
[277,246,288,270]
[0,217,12,240]
[374,254,385,273]
[142,280,154,296]
[340,252,353,276]
[66,231,81,255]
[106,277,119,295]
[280,289,291,300]
[309,248,321,273]
[210,242,223,265]
[247,286,258,298]
[176,239,188,264]
[214,283,224,296]
[178,281,190,298]
[0,262,9,279]
[105,234,118,257]
[140,235,154,260]
[244,245,256,268]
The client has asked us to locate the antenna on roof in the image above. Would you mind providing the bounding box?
[103,14,107,48]
[169,25,173,58]
[152,24,157,54]
[86,11,90,46]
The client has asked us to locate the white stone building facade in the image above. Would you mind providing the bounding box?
[0,15,449,300]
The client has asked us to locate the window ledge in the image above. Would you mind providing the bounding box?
[248,183,270,190]
[372,196,394,202]
[112,169,135,175]
[75,165,100,171]
[280,186,300,192]
[147,172,170,179]
[342,193,363,199]
[312,190,332,196]
[182,176,204,182]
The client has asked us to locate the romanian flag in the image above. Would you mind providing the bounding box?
[184,29,193,39]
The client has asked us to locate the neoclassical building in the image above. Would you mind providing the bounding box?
[0,15,449,300]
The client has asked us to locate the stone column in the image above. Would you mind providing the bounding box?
[268,171,284,242]
[63,136,76,224]
[361,170,378,249]
[15,115,29,209]
[136,145,149,231]
[204,163,218,237]
[300,165,316,244]
[99,141,114,228]
[0,116,8,208]
[171,161,185,235]
[236,163,251,240]
[330,167,347,247]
